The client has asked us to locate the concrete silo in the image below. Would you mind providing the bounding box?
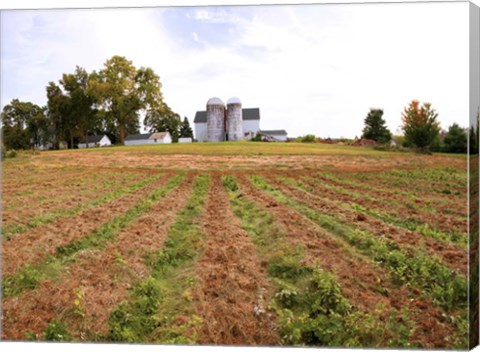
[206,97,226,142]
[226,97,243,141]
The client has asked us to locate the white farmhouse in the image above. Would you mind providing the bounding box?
[78,134,112,149]
[194,108,261,142]
[124,132,172,146]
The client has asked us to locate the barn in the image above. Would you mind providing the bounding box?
[78,135,112,149]
[124,132,172,146]
[194,107,260,142]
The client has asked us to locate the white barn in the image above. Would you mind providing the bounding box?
[78,134,112,149]
[194,108,261,142]
[124,132,172,146]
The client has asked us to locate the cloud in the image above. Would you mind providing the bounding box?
[1,2,470,138]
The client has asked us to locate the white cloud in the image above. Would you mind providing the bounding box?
[1,2,470,138]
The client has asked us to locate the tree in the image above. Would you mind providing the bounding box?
[361,108,392,144]
[46,82,70,149]
[179,117,193,139]
[144,104,181,142]
[443,123,467,153]
[27,108,50,149]
[89,56,164,144]
[60,66,98,147]
[1,99,45,149]
[401,100,440,151]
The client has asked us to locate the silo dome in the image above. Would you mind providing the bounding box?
[227,97,242,105]
[207,97,225,106]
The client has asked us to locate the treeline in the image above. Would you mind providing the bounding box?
[361,100,478,154]
[297,100,477,154]
[1,55,193,150]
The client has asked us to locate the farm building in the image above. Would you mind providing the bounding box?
[78,134,111,148]
[259,130,288,142]
[194,97,261,142]
[178,137,193,143]
[124,132,172,146]
[194,97,287,142]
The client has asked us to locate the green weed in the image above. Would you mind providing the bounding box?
[108,174,210,343]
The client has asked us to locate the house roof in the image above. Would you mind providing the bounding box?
[194,108,260,123]
[149,132,170,140]
[79,135,107,144]
[260,130,288,136]
[124,133,151,141]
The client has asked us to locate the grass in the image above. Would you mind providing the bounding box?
[2,174,185,298]
[250,175,468,312]
[281,175,467,246]
[22,141,400,157]
[107,174,210,343]
[222,175,415,348]
[3,174,160,238]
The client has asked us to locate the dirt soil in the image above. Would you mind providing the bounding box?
[192,174,280,345]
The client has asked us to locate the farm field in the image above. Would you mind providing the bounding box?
[1,142,470,348]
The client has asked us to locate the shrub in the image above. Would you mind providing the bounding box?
[300,134,316,143]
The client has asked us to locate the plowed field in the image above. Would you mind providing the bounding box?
[1,143,471,348]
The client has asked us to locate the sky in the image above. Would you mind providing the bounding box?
[0,1,471,139]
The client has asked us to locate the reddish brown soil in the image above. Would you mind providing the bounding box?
[1,174,196,341]
[29,150,465,172]
[263,174,467,275]
[192,174,280,345]
[2,175,170,276]
[2,172,141,230]
[236,175,458,348]
[294,172,467,236]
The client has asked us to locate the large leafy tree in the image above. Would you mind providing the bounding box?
[27,108,50,149]
[144,104,181,142]
[443,123,467,153]
[361,108,391,144]
[401,100,440,151]
[90,56,163,144]
[179,117,193,139]
[60,66,98,147]
[1,99,45,149]
[46,82,70,149]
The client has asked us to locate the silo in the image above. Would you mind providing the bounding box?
[207,97,226,142]
[226,97,243,141]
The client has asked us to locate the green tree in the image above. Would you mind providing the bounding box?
[361,108,392,144]
[443,123,467,153]
[27,108,51,149]
[179,117,193,139]
[1,99,44,149]
[401,100,440,151]
[60,66,98,147]
[89,56,163,144]
[144,104,181,142]
[46,82,70,149]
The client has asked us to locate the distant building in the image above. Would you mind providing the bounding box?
[260,130,288,142]
[78,135,112,149]
[178,137,193,143]
[194,105,260,142]
[124,132,172,146]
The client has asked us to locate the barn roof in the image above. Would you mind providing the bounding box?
[79,135,106,144]
[124,133,151,141]
[194,108,260,123]
[149,132,170,140]
[260,130,288,136]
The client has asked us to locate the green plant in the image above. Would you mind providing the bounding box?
[43,319,71,341]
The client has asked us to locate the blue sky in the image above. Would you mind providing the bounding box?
[1,2,470,138]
